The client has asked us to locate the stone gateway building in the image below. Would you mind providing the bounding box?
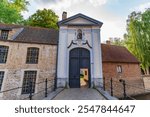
[0,13,144,99]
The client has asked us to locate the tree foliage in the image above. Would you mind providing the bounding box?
[26,9,59,29]
[10,0,29,12]
[109,37,125,46]
[0,0,29,24]
[125,9,150,74]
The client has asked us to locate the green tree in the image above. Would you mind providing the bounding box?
[26,9,59,29]
[10,0,29,12]
[109,37,125,46]
[125,9,150,74]
[0,0,29,24]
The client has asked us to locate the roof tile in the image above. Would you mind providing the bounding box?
[0,23,58,45]
[101,44,139,63]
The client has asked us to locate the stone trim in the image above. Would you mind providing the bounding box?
[18,69,40,97]
[0,69,8,98]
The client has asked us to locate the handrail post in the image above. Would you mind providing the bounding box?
[45,79,48,97]
[103,77,105,91]
[54,76,57,91]
[123,80,126,99]
[29,79,32,100]
[110,78,113,96]
[119,79,127,99]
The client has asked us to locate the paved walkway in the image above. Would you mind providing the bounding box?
[53,88,106,100]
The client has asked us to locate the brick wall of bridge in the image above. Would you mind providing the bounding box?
[102,62,145,98]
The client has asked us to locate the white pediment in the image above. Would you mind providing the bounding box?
[58,13,103,27]
[65,17,95,25]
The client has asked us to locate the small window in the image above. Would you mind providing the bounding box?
[77,29,82,40]
[0,46,9,63]
[0,71,4,91]
[26,47,39,64]
[117,65,122,73]
[1,30,9,40]
[22,71,37,94]
[85,71,87,76]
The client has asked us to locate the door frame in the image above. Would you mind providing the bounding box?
[69,48,91,88]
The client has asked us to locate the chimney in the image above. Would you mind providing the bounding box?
[62,11,67,20]
[106,40,111,45]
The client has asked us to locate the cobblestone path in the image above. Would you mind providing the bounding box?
[53,88,106,100]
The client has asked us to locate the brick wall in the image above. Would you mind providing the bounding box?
[0,41,57,100]
[102,62,145,98]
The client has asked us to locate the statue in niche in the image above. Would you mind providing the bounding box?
[77,29,82,40]
[67,28,92,48]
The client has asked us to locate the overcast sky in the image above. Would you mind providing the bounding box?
[23,0,150,42]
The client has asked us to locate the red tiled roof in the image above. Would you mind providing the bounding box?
[15,26,58,45]
[101,44,139,63]
[0,23,22,30]
[0,23,58,45]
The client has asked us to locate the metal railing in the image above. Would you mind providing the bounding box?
[0,79,54,100]
[102,77,149,100]
[1,77,149,100]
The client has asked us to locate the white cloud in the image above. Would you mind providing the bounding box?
[33,0,107,11]
[89,0,107,6]
[101,20,126,42]
[132,2,150,12]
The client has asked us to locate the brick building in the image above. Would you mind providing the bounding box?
[102,44,145,97]
[0,13,145,99]
[0,24,58,99]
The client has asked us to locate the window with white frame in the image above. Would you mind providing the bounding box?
[117,65,122,73]
[0,71,4,91]
[22,71,37,94]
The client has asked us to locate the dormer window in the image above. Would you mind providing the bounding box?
[1,30,9,40]
[77,29,82,40]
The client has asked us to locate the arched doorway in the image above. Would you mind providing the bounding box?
[69,48,91,88]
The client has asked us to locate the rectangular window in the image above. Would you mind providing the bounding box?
[85,71,87,76]
[26,48,39,64]
[0,46,9,63]
[0,71,4,91]
[22,71,37,94]
[1,30,9,40]
[117,65,122,73]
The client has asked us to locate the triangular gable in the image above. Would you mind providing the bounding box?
[58,13,103,27]
[65,17,95,25]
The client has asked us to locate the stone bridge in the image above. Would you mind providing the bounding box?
[44,88,108,100]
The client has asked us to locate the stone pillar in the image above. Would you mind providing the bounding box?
[57,27,68,87]
[92,28,103,87]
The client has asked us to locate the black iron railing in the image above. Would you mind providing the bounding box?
[102,77,150,100]
[0,79,54,100]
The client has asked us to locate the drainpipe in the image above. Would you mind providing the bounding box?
[54,32,59,91]
[91,28,95,88]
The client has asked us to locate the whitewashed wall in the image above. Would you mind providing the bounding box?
[57,24,103,88]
